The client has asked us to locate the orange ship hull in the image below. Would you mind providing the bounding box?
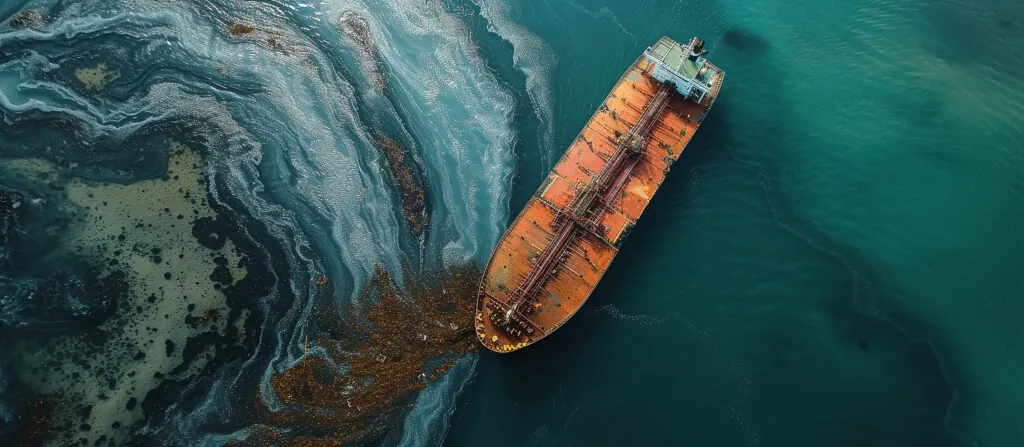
[476,37,723,352]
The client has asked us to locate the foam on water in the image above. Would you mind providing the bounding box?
[397,354,480,446]
[320,0,517,267]
[564,0,638,43]
[472,0,558,169]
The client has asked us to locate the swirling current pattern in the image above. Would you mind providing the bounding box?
[0,0,534,445]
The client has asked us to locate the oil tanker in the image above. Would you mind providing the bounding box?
[475,36,724,353]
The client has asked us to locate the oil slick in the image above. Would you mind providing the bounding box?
[5,141,248,446]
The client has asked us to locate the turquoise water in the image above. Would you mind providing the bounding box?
[448,0,1024,445]
[0,0,1022,445]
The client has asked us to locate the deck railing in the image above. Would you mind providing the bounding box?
[499,82,674,327]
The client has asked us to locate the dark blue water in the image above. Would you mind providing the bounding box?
[1,0,1022,446]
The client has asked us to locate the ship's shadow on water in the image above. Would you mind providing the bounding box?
[720,26,770,57]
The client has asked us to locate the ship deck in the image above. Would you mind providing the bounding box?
[476,54,721,353]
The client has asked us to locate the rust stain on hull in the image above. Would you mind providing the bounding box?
[476,37,724,353]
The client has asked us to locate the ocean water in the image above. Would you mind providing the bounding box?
[0,0,1022,446]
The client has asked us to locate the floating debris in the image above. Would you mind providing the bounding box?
[226,23,255,36]
[256,265,479,444]
[377,139,427,235]
[340,11,385,93]
[9,10,43,29]
[224,22,312,66]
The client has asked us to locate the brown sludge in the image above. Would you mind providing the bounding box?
[339,11,386,93]
[11,398,51,447]
[251,266,479,445]
[10,10,43,29]
[227,23,255,36]
[377,139,428,235]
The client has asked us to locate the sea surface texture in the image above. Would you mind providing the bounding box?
[0,0,1022,446]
